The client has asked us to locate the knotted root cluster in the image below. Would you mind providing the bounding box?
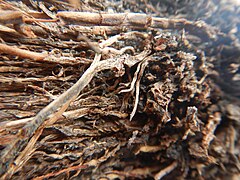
[0,0,239,179]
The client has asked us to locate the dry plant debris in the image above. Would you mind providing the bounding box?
[0,0,239,179]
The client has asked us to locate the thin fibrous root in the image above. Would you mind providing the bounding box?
[120,56,149,120]
[0,43,47,61]
[130,59,149,121]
